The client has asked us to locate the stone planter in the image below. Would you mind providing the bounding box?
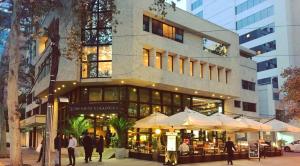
[115,148,129,159]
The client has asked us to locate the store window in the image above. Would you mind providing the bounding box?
[143,48,150,67]
[168,55,173,72]
[128,103,138,118]
[89,88,102,102]
[162,92,172,105]
[152,91,161,105]
[179,58,184,74]
[139,88,150,103]
[129,87,138,101]
[103,87,119,101]
[140,104,151,118]
[173,94,181,107]
[156,52,162,69]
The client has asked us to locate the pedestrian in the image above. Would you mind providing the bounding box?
[68,134,77,166]
[224,137,237,165]
[105,130,112,148]
[54,132,62,166]
[96,135,104,162]
[82,132,93,163]
[37,139,44,163]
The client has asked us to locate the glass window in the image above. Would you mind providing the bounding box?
[173,94,181,107]
[242,80,256,91]
[175,28,184,43]
[272,77,278,88]
[153,105,162,113]
[162,106,172,115]
[152,90,161,105]
[98,62,112,77]
[129,87,138,101]
[234,100,241,108]
[151,18,183,43]
[182,95,191,108]
[143,15,150,32]
[200,63,204,78]
[162,92,172,105]
[257,77,271,85]
[168,55,173,72]
[81,88,89,102]
[128,103,138,117]
[104,87,119,101]
[156,52,162,69]
[217,68,222,82]
[242,102,256,112]
[191,0,203,10]
[239,23,275,44]
[257,58,277,72]
[209,66,213,80]
[190,61,194,76]
[143,48,150,67]
[140,104,151,118]
[225,70,229,84]
[152,19,163,36]
[251,40,276,54]
[163,24,175,39]
[139,88,150,103]
[179,58,184,74]
[89,88,102,102]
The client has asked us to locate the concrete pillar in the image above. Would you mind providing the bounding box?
[218,67,225,83]
[149,48,156,67]
[173,54,180,73]
[51,97,59,152]
[202,62,209,80]
[162,51,168,71]
[193,61,200,78]
[184,57,190,76]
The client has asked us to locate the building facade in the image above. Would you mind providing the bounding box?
[187,0,300,119]
[22,0,258,149]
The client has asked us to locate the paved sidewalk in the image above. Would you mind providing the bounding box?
[1,149,300,166]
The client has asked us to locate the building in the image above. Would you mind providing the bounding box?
[187,0,300,119]
[21,0,258,149]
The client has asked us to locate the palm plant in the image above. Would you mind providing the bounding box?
[109,117,134,148]
[66,117,92,141]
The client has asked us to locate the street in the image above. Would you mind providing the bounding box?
[1,149,300,166]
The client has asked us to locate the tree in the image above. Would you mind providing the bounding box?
[66,117,92,141]
[281,67,300,119]
[109,117,134,148]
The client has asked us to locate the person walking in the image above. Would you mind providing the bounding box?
[224,137,236,165]
[96,135,104,162]
[68,134,77,166]
[36,139,44,163]
[54,133,62,166]
[82,132,93,163]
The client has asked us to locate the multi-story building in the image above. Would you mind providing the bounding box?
[187,0,300,119]
[21,0,258,149]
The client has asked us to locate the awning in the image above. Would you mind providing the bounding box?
[265,119,300,132]
[210,112,248,131]
[236,117,271,131]
[20,115,46,129]
[134,112,169,129]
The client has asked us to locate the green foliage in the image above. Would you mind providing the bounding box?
[109,117,134,148]
[65,116,92,140]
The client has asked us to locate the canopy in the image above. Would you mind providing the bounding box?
[265,119,300,132]
[210,112,248,130]
[236,117,272,131]
[134,112,169,129]
[160,107,221,129]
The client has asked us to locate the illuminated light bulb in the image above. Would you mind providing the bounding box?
[155,129,161,135]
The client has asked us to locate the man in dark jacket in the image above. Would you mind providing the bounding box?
[54,133,62,166]
[224,137,236,165]
[96,135,104,162]
[82,132,93,163]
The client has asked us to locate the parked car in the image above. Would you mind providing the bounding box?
[284,140,300,152]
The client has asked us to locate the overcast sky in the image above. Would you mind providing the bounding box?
[167,0,186,10]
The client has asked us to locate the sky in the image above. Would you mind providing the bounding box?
[175,0,187,10]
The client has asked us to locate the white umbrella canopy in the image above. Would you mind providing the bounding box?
[160,107,221,129]
[265,119,300,132]
[134,112,169,129]
[210,112,248,130]
[236,117,272,131]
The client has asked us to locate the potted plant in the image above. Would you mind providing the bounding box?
[109,117,134,159]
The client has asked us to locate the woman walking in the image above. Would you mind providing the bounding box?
[96,136,104,162]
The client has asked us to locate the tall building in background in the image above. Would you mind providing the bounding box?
[187,0,300,119]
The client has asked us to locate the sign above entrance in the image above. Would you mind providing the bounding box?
[69,102,121,114]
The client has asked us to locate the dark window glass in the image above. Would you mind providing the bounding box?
[191,0,203,10]
[257,58,277,72]
[128,103,138,118]
[273,93,279,100]
[129,87,138,101]
[173,94,181,107]
[140,104,151,118]
[175,28,183,43]
[234,100,241,108]
[272,77,278,88]
[103,87,119,101]
[151,18,183,43]
[139,88,150,103]
[152,91,161,105]
[153,105,162,113]
[162,92,172,105]
[143,15,150,32]
[240,23,274,44]
[182,95,191,108]
[242,102,256,112]
[152,19,163,36]
[81,88,89,102]
[89,88,103,101]
[251,40,276,54]
[257,77,271,85]
[242,80,256,91]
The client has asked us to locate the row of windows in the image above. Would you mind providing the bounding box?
[257,58,277,72]
[251,40,276,55]
[191,0,203,11]
[235,0,266,15]
[239,23,275,44]
[234,100,256,112]
[143,15,184,43]
[143,48,231,83]
[236,6,274,30]
[257,76,278,88]
[242,80,255,91]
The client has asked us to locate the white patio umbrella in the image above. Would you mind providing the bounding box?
[134,112,169,129]
[236,117,272,131]
[265,119,300,132]
[210,112,248,130]
[160,107,221,129]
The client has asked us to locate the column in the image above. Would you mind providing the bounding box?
[193,61,200,78]
[149,48,156,67]
[51,97,59,152]
[173,54,180,73]
[162,51,168,71]
[202,62,209,80]
[184,57,190,76]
